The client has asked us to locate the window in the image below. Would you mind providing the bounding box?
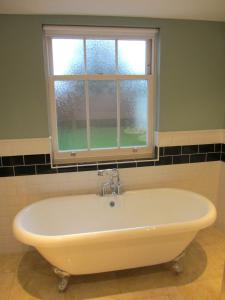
[44,26,158,164]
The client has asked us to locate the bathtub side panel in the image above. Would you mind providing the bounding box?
[37,231,197,274]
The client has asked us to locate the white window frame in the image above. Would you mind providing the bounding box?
[43,26,158,164]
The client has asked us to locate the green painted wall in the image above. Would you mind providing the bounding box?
[0,15,225,139]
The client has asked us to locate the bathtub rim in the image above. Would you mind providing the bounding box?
[13,188,217,248]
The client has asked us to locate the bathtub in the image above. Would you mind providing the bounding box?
[13,188,216,275]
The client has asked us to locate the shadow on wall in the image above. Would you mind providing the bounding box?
[15,241,207,300]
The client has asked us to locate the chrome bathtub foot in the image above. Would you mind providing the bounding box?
[53,267,71,292]
[171,251,185,275]
[58,276,69,292]
[172,261,183,274]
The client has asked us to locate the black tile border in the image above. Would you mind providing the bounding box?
[24,154,46,165]
[181,145,199,155]
[155,156,173,166]
[0,166,14,177]
[222,153,225,162]
[172,155,189,164]
[118,161,137,169]
[98,161,118,170]
[36,164,57,175]
[164,146,181,156]
[77,164,98,172]
[190,153,206,163]
[14,165,36,176]
[136,160,155,167]
[0,143,224,177]
[2,155,24,166]
[206,152,221,162]
[199,144,215,153]
[222,144,225,153]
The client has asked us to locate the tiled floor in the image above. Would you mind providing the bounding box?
[1,227,225,300]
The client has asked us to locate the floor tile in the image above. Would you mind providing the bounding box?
[0,253,23,273]
[118,290,170,300]
[65,272,120,300]
[9,251,64,300]
[176,278,222,300]
[167,287,185,300]
[0,272,15,300]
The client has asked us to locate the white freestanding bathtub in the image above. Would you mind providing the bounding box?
[13,188,216,276]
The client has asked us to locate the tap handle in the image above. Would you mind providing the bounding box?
[97,170,104,176]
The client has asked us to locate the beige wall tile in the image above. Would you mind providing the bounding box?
[216,163,225,233]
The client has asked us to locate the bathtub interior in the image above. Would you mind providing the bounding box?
[17,189,212,236]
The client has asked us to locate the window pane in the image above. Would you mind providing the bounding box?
[89,81,117,148]
[118,40,146,75]
[86,40,116,74]
[54,81,87,151]
[120,80,148,147]
[52,39,84,75]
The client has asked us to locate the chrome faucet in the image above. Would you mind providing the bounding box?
[97,168,123,196]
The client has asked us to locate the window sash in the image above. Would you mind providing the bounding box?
[49,76,154,162]
[44,27,157,163]
[47,38,152,76]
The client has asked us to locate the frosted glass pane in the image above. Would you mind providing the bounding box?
[120,80,148,147]
[52,39,84,75]
[89,81,117,148]
[118,41,146,75]
[54,81,87,150]
[86,40,116,74]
